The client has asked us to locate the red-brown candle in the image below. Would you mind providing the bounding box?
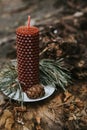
[16,16,39,91]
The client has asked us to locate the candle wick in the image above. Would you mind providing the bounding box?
[28,16,30,27]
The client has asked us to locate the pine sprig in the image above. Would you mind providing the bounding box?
[39,59,71,91]
[0,59,72,102]
[0,61,24,103]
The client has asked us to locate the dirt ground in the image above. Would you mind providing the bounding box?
[0,0,87,130]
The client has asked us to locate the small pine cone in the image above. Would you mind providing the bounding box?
[26,84,45,99]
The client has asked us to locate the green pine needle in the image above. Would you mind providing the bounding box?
[39,59,72,91]
[0,59,72,102]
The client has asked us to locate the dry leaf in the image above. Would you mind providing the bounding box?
[72,114,77,120]
[0,109,13,127]
[24,111,33,120]
[68,116,74,121]
[14,106,27,112]
[64,91,72,102]
[5,117,14,130]
[69,104,75,111]
[23,125,29,130]
[36,125,43,130]
[68,114,77,121]
[64,35,77,43]
[77,60,85,68]
[75,98,84,108]
[35,116,41,124]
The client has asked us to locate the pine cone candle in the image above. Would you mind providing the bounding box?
[16,16,39,91]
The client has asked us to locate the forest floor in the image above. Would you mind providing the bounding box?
[0,0,87,130]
